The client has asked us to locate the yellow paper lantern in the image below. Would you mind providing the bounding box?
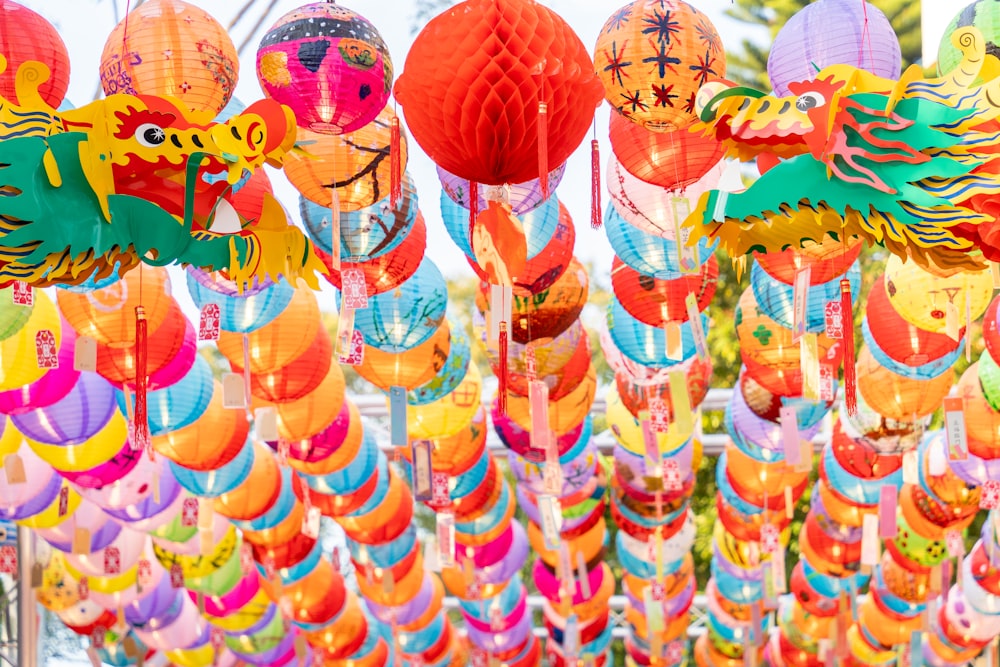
[405,362,482,440]
[100,0,238,115]
[0,289,60,391]
[884,255,993,334]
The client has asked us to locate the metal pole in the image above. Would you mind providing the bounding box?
[16,527,35,667]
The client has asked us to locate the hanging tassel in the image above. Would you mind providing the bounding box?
[468,181,479,240]
[498,321,509,416]
[133,306,150,455]
[537,102,549,200]
[841,278,857,416]
[389,115,401,209]
[591,139,602,229]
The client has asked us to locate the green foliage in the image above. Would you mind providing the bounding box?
[724,0,924,89]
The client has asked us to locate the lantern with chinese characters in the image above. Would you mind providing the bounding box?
[100,0,238,115]
[594,0,726,132]
[257,2,392,134]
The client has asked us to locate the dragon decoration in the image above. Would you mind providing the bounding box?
[683,26,1000,275]
[0,55,325,290]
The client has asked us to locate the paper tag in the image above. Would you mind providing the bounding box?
[302,506,321,539]
[170,562,184,588]
[431,472,450,507]
[558,543,574,593]
[198,304,221,341]
[662,459,682,491]
[902,450,919,485]
[801,333,820,401]
[335,304,355,357]
[945,301,961,341]
[818,363,835,402]
[943,397,968,460]
[644,584,666,633]
[981,480,1000,509]
[198,497,214,530]
[528,380,550,451]
[861,514,880,566]
[648,397,670,433]
[221,372,248,409]
[669,370,693,434]
[338,327,364,366]
[412,440,434,502]
[35,329,58,368]
[137,558,153,590]
[772,547,787,593]
[538,495,562,550]
[780,406,801,468]
[74,336,98,372]
[824,300,844,339]
[945,530,965,558]
[437,513,455,568]
[181,497,199,527]
[11,281,32,306]
[685,294,708,360]
[104,546,121,574]
[575,551,592,598]
[3,454,24,485]
[665,642,685,665]
[542,460,563,496]
[760,524,780,554]
[200,528,214,555]
[240,543,255,575]
[78,576,89,600]
[792,266,811,343]
[90,627,105,650]
[341,268,369,309]
[72,527,90,555]
[879,485,898,539]
[389,386,407,447]
[525,345,537,381]
[642,416,660,471]
[664,321,683,361]
[488,285,513,347]
[993,263,1000,290]
[0,546,15,575]
[254,407,279,442]
[564,614,581,659]
[784,486,795,520]
[672,197,698,273]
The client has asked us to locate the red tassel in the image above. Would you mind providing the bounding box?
[389,115,401,209]
[468,181,479,240]
[537,102,549,200]
[591,139,602,229]
[498,321,508,416]
[134,306,150,454]
[841,278,857,416]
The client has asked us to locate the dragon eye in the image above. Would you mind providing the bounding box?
[795,92,825,111]
[136,123,166,147]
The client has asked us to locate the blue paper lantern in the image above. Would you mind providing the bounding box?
[751,260,861,332]
[604,201,716,279]
[351,257,448,352]
[607,297,708,368]
[440,190,562,260]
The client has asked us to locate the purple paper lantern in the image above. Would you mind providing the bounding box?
[767,0,901,97]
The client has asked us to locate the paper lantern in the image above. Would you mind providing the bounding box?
[768,0,900,97]
[865,275,960,369]
[0,290,61,391]
[608,296,708,368]
[185,269,294,335]
[284,108,408,210]
[100,0,238,114]
[95,300,194,391]
[438,164,566,217]
[319,209,427,297]
[269,361,347,442]
[884,256,993,334]
[257,3,391,134]
[300,173,417,260]
[406,362,483,440]
[353,320,451,392]
[227,170,273,225]
[230,328,332,404]
[856,347,954,422]
[441,192,562,261]
[605,202,716,279]
[57,267,173,346]
[394,0,603,185]
[754,237,863,286]
[151,383,249,471]
[609,110,725,190]
[352,256,448,352]
[595,0,725,132]
[612,254,717,327]
[0,1,70,108]
[217,287,320,375]
[752,260,861,333]
[409,319,470,405]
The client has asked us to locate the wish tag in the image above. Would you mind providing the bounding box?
[74,336,97,372]
[11,281,32,306]
[945,530,965,559]
[662,459,682,491]
[650,580,666,602]
[104,546,121,575]
[792,266,811,343]
[528,380,549,452]
[170,563,184,588]
[72,527,90,555]
[302,506,321,539]
[3,454,24,485]
[861,514,880,566]
[685,294,708,360]
[576,551,592,598]
[78,576,89,600]
[240,543,255,575]
[543,461,563,496]
[36,329,58,368]
[0,546,15,574]
[664,321,684,361]
[902,450,919,485]
[198,304,221,341]
[801,333,820,401]
[437,512,455,568]
[221,372,247,409]
[983,480,1000,509]
[389,386,407,447]
[338,328,364,366]
[412,440,434,502]
[91,627,105,650]
[665,642,685,665]
[760,524,780,554]
[879,485,898,539]
[525,344,537,381]
[564,614,580,659]
[641,416,660,471]
[819,363,835,402]
[780,406,801,468]
[644,584,665,634]
[772,548,787,593]
[538,495,562,550]
[945,301,961,341]
[137,558,153,589]
[669,370,693,434]
[430,472,450,508]
[181,497,199,527]
[824,300,844,339]
[254,407,279,442]
[672,196,698,273]
[198,498,214,531]
[648,397,670,433]
[341,268,369,310]
[943,397,968,460]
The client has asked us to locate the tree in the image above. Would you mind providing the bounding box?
[724,0,923,89]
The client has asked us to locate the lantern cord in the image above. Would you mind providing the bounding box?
[134,305,150,455]
[236,0,284,58]
[591,139,602,230]
[468,181,479,242]
[538,101,549,201]
[857,0,875,74]
[390,112,402,209]
[497,320,508,416]
[841,277,857,416]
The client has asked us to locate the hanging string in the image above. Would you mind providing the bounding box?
[858,0,875,74]
[389,102,402,209]
[591,120,601,230]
